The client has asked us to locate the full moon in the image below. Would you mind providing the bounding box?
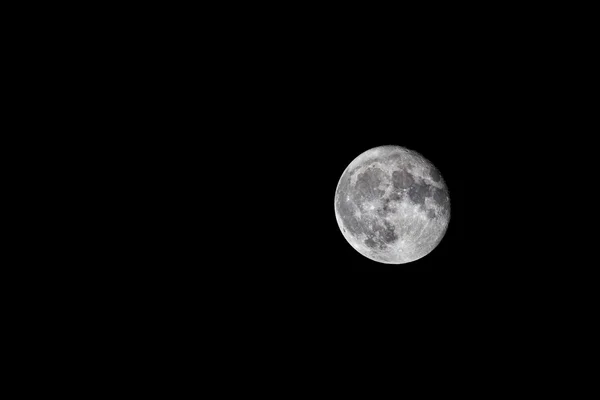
[334,145,450,264]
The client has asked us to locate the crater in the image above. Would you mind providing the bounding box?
[372,220,398,245]
[433,188,449,210]
[430,167,441,182]
[386,153,403,162]
[392,169,414,189]
[336,178,365,237]
[408,183,431,205]
[354,167,386,200]
[364,237,377,248]
[389,192,401,202]
[337,202,364,237]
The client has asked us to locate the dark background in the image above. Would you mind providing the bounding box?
[194,20,480,272]
[111,5,584,274]
[156,14,494,273]
[15,4,592,378]
[214,39,476,272]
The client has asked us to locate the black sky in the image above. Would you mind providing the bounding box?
[229,61,479,273]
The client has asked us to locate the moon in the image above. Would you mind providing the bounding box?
[334,145,450,264]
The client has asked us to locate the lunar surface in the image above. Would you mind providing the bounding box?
[334,145,450,264]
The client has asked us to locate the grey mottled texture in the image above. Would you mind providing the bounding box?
[334,145,450,264]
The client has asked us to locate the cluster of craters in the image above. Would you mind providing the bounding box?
[335,148,449,259]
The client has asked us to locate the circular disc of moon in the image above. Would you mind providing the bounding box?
[334,145,450,264]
